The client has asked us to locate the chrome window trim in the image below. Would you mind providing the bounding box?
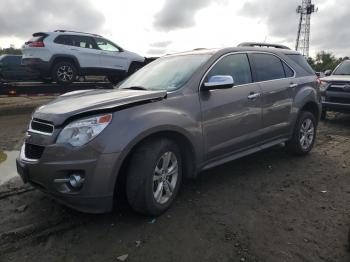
[198,51,297,92]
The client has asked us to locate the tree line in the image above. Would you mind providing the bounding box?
[0,47,22,56]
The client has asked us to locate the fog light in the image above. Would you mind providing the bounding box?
[69,174,85,188]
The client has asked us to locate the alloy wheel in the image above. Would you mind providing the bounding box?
[299,118,315,150]
[153,151,179,204]
[57,65,74,82]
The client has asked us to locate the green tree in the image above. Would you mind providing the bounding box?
[310,51,349,72]
[0,47,22,55]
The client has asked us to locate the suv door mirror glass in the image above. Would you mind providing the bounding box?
[324,70,332,76]
[202,75,234,91]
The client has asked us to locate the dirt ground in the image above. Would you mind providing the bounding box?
[0,98,349,262]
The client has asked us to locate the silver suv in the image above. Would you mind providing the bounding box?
[22,30,145,84]
[16,43,321,216]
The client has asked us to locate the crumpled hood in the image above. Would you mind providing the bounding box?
[33,88,167,125]
[321,75,350,82]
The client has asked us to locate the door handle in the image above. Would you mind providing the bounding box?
[70,48,79,51]
[247,92,261,100]
[290,83,298,89]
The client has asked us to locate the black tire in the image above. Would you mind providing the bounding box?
[320,109,327,121]
[52,61,77,85]
[126,138,182,216]
[127,62,143,76]
[107,75,122,84]
[286,111,317,155]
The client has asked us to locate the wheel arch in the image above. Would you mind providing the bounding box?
[300,101,320,122]
[113,128,198,203]
[49,55,81,73]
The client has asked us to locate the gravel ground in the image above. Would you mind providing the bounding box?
[0,98,349,262]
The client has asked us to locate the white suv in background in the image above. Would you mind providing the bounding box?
[22,30,145,84]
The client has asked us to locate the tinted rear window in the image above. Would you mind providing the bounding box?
[286,54,315,75]
[251,53,285,82]
[283,62,294,77]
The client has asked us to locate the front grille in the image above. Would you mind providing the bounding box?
[30,119,54,135]
[328,97,350,104]
[25,143,45,159]
[328,82,350,93]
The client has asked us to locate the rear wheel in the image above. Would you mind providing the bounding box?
[126,138,182,216]
[52,61,77,85]
[320,109,327,121]
[287,111,317,155]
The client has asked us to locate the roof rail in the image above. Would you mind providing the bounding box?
[54,30,102,37]
[238,42,291,50]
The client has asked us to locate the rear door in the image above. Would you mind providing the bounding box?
[94,37,128,72]
[200,53,263,160]
[249,53,295,141]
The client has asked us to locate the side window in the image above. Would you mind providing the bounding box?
[72,36,95,49]
[206,54,252,86]
[94,38,120,52]
[251,53,285,82]
[54,35,73,46]
[283,62,294,78]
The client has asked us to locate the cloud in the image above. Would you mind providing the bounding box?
[240,0,299,42]
[154,0,227,31]
[0,0,104,39]
[150,40,172,48]
[240,0,349,56]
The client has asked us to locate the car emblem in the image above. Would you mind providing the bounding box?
[344,84,350,90]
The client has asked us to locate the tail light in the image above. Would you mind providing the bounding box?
[28,41,45,47]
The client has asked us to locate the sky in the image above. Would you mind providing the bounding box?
[0,0,348,58]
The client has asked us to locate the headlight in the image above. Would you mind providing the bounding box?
[57,114,112,147]
[319,80,329,92]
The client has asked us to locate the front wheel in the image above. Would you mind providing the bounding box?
[107,75,122,84]
[286,111,317,155]
[126,138,182,216]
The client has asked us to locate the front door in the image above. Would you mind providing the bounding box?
[94,38,128,72]
[199,53,263,160]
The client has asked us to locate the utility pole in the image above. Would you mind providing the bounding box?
[295,0,317,57]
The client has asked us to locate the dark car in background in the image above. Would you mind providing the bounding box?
[0,55,43,82]
[320,60,350,119]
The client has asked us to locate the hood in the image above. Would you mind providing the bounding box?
[321,75,350,82]
[33,88,167,125]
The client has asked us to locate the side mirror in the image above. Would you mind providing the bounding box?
[202,75,234,91]
[324,70,332,76]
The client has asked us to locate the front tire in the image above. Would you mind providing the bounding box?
[287,111,317,155]
[126,138,182,216]
[52,61,77,85]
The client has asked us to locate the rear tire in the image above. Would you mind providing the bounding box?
[320,109,327,121]
[52,61,77,85]
[286,111,317,155]
[126,138,182,216]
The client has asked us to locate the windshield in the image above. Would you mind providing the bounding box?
[118,54,211,91]
[333,61,350,75]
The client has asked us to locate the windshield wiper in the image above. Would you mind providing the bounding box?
[122,86,148,90]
